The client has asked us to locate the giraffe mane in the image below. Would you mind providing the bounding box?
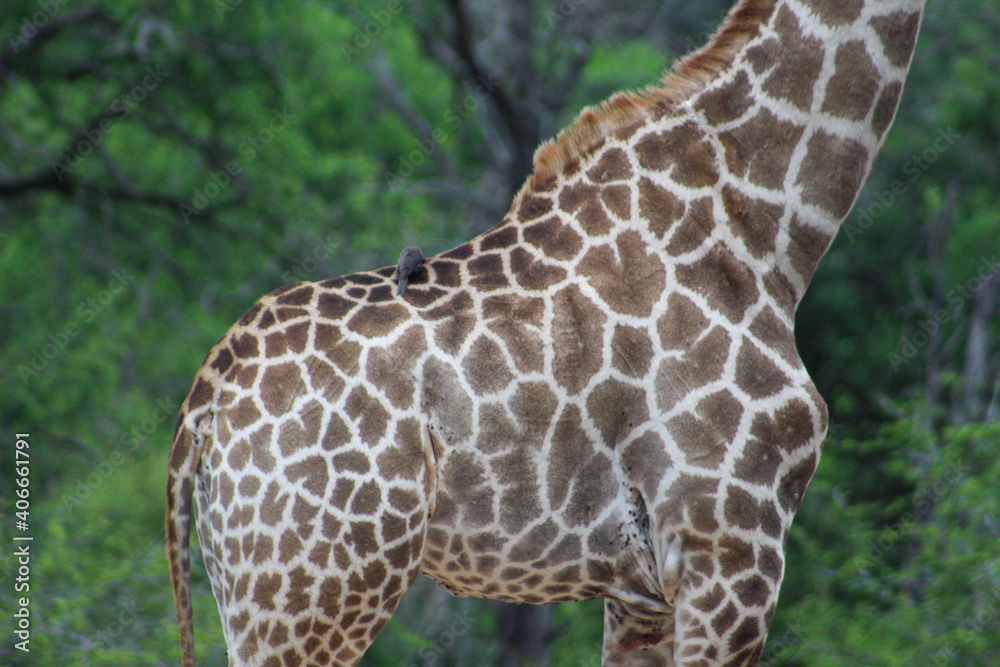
[510,0,778,209]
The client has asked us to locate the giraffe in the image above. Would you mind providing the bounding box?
[166,0,927,664]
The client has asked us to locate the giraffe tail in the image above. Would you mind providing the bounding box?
[166,413,203,667]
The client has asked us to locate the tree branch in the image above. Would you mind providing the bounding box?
[0,7,114,73]
[923,179,958,422]
[443,0,533,176]
[961,270,1000,423]
[369,51,451,177]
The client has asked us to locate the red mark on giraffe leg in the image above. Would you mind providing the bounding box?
[618,629,669,652]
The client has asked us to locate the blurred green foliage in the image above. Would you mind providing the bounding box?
[0,0,997,665]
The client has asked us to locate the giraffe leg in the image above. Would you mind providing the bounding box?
[601,599,676,666]
[601,533,682,665]
[205,478,433,666]
[669,538,779,667]
[197,416,437,666]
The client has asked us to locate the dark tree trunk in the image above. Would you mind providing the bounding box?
[492,602,555,666]
[960,271,1000,423]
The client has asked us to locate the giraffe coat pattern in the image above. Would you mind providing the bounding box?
[166,0,927,664]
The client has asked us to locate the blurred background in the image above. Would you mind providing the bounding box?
[0,0,998,664]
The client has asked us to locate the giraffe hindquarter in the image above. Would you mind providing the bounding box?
[191,377,436,666]
[186,287,442,665]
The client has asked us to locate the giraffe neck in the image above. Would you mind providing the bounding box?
[516,0,925,316]
[690,0,923,303]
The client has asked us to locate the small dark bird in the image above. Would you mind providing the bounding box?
[394,246,425,296]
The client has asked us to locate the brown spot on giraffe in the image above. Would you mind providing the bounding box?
[636,120,720,188]
[761,5,825,111]
[797,129,871,217]
[638,176,686,238]
[822,41,881,121]
[719,107,804,190]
